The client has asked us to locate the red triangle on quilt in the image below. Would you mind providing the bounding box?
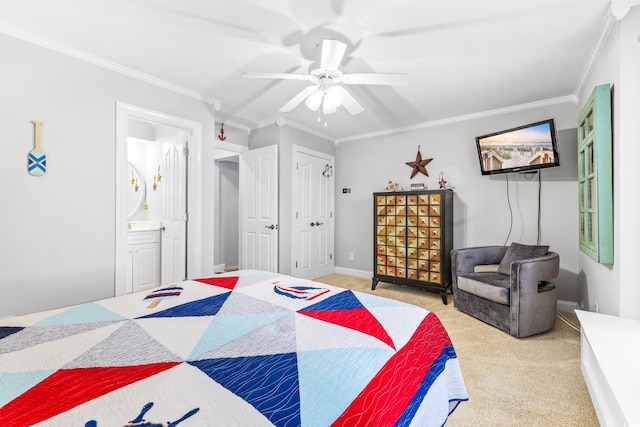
[0,362,180,427]
[194,276,239,290]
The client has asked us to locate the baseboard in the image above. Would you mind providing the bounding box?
[334,267,372,279]
[557,299,578,313]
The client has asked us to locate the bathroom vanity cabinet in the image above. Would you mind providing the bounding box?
[126,230,160,292]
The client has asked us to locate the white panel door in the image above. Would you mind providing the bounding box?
[239,145,278,272]
[161,136,187,283]
[292,147,334,279]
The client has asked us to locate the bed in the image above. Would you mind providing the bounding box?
[0,270,467,426]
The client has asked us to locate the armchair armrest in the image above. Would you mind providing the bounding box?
[510,252,560,297]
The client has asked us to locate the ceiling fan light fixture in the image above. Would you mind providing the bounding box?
[247,38,402,116]
[305,90,323,111]
[323,86,343,111]
[322,103,337,115]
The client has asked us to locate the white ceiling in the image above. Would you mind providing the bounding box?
[0,0,616,141]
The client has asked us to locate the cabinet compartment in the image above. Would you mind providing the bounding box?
[127,230,161,292]
[372,190,453,304]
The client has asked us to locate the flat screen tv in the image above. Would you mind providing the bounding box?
[475,118,560,175]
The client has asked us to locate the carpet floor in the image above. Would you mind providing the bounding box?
[315,274,599,427]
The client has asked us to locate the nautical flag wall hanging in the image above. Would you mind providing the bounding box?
[28,120,46,176]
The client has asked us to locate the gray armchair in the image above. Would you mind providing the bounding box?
[451,244,559,338]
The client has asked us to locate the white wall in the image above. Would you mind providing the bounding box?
[577,7,640,318]
[335,103,581,302]
[617,7,640,319]
[0,34,218,316]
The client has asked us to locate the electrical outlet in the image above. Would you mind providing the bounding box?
[349,252,355,261]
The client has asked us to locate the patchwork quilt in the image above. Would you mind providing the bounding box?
[0,271,467,426]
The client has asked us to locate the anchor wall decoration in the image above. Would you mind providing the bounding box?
[217,123,227,141]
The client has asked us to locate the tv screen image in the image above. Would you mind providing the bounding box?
[475,119,560,175]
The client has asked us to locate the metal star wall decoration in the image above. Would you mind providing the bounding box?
[406,145,433,178]
[438,172,448,189]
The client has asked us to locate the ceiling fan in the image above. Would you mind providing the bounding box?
[243,39,409,115]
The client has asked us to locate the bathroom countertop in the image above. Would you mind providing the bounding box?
[127,221,162,232]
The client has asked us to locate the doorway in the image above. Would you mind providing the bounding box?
[127,119,188,289]
[115,103,203,296]
[214,143,279,274]
[214,140,247,273]
[214,156,240,272]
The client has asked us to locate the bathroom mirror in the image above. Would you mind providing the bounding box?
[127,161,147,219]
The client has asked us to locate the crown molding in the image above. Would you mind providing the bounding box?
[335,95,577,144]
[215,118,251,134]
[610,0,640,19]
[0,21,221,108]
[573,12,617,103]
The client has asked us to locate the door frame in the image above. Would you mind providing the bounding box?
[115,102,203,296]
[213,140,247,273]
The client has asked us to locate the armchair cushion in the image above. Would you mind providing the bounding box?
[474,264,499,273]
[457,272,510,304]
[497,242,549,275]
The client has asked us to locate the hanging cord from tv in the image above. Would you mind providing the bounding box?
[519,171,543,245]
[504,172,543,246]
[503,174,513,246]
[537,171,542,245]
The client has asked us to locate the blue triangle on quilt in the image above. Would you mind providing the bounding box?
[297,347,394,426]
[0,327,24,340]
[138,292,231,319]
[189,312,295,361]
[189,352,300,427]
[299,289,363,312]
[35,302,127,326]
[0,370,55,407]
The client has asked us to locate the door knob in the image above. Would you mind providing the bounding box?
[315,222,324,226]
[265,224,275,230]
[310,222,316,227]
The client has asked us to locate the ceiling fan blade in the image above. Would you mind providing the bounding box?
[243,72,313,82]
[320,39,347,71]
[339,73,409,86]
[334,86,364,115]
[279,86,319,112]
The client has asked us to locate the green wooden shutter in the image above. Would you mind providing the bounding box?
[577,83,613,263]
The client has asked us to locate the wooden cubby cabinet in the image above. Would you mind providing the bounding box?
[372,190,453,304]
